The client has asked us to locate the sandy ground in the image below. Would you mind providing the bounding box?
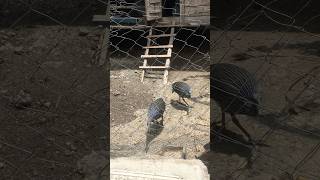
[110,66,210,159]
[206,31,320,180]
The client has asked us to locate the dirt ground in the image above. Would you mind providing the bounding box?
[206,31,320,180]
[0,25,107,179]
[110,58,210,159]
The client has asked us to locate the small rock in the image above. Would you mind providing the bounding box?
[64,150,73,156]
[47,137,55,142]
[0,162,4,169]
[67,142,77,151]
[195,144,203,152]
[39,117,47,123]
[43,101,51,108]
[12,90,32,109]
[13,46,23,54]
[32,169,38,176]
[112,91,120,96]
[7,32,16,37]
[79,28,89,36]
[0,89,8,94]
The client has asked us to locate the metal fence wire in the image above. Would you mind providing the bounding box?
[109,0,211,161]
[210,0,320,179]
[0,0,108,179]
[1,0,320,179]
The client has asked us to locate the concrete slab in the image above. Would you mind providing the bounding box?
[110,157,210,180]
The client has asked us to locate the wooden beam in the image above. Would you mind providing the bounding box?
[141,54,172,58]
[147,34,176,38]
[143,45,173,49]
[98,0,110,66]
[139,66,169,69]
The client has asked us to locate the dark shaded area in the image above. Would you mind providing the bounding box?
[170,100,189,114]
[211,127,253,158]
[109,27,210,71]
[0,0,106,27]
[162,0,180,17]
[273,41,320,57]
[211,0,320,32]
[0,23,108,179]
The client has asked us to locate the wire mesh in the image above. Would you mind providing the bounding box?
[109,0,211,160]
[210,0,320,179]
[0,0,108,179]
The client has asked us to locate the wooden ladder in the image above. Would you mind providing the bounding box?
[139,27,175,84]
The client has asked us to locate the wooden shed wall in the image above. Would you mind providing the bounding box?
[183,0,210,17]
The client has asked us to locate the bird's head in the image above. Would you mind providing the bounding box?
[186,90,192,98]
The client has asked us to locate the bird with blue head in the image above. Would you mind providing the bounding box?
[211,63,260,143]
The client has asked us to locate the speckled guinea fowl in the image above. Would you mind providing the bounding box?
[147,98,166,126]
[172,81,191,106]
[210,63,259,142]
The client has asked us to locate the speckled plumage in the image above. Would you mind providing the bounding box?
[147,98,165,125]
[211,63,259,116]
[210,63,260,142]
[172,81,191,98]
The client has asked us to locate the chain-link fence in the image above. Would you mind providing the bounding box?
[109,0,211,160]
[0,0,108,179]
[209,0,320,179]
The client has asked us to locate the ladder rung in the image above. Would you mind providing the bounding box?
[149,0,161,3]
[143,45,173,49]
[141,54,171,58]
[139,66,169,69]
[147,34,176,38]
[149,10,161,14]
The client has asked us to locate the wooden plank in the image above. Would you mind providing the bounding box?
[141,54,172,58]
[98,1,110,66]
[149,10,162,14]
[147,34,176,38]
[139,66,169,69]
[145,0,162,21]
[163,58,171,84]
[93,15,107,22]
[143,45,173,49]
[163,27,175,84]
[141,28,153,82]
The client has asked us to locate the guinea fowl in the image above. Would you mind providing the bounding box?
[211,63,260,142]
[172,81,192,107]
[147,98,166,127]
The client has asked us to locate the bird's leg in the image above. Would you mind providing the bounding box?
[160,116,164,126]
[231,114,252,142]
[179,96,181,103]
[221,110,225,129]
[182,97,189,107]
